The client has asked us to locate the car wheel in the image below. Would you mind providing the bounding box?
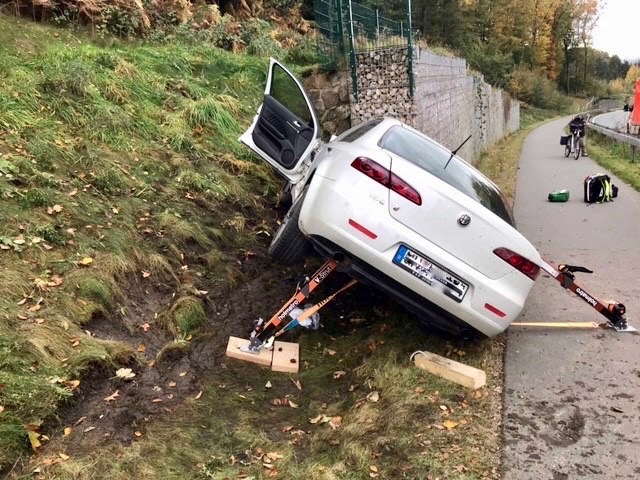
[268,189,310,265]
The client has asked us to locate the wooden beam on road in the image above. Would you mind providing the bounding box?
[511,322,600,329]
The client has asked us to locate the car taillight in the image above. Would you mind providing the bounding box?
[493,247,540,281]
[351,157,422,206]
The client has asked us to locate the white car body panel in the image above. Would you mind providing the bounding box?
[240,63,542,337]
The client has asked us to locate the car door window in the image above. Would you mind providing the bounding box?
[248,62,317,171]
[270,64,313,127]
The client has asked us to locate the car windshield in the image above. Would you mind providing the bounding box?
[379,126,514,226]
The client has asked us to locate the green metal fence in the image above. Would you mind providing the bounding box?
[314,0,414,99]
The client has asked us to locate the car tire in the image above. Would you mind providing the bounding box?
[268,189,310,265]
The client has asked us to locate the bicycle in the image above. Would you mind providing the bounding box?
[564,129,582,159]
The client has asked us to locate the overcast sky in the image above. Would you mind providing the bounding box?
[592,0,639,61]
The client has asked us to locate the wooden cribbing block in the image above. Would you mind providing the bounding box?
[413,351,486,390]
[272,341,299,373]
[225,336,273,367]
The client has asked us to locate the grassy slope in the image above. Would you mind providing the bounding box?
[588,132,640,190]
[0,13,278,468]
[0,15,548,479]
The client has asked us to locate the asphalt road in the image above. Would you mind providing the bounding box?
[502,117,640,479]
[591,110,629,132]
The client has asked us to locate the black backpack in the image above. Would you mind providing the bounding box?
[584,174,618,204]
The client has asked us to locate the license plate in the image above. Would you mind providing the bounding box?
[393,245,469,302]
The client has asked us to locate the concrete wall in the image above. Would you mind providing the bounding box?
[413,49,519,162]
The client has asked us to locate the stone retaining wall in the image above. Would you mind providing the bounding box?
[349,48,416,126]
[303,70,351,139]
[412,49,519,162]
[302,47,519,163]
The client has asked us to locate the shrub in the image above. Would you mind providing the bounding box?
[463,44,514,88]
[508,66,572,111]
[240,18,284,57]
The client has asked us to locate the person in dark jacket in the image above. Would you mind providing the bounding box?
[568,115,588,156]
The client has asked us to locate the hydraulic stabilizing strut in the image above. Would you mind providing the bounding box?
[540,258,635,332]
[243,259,358,353]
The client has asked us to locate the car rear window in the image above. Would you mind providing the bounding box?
[338,118,384,143]
[379,126,514,226]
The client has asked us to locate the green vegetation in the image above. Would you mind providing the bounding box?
[0,13,278,470]
[588,132,640,191]
[0,5,580,478]
[0,12,523,478]
[33,316,505,480]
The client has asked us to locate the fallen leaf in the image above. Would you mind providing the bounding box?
[67,380,80,389]
[333,370,347,379]
[265,381,272,389]
[74,416,87,426]
[141,323,151,332]
[323,348,337,356]
[309,414,331,424]
[290,378,302,390]
[266,451,283,460]
[439,405,448,411]
[115,368,136,380]
[134,431,143,437]
[281,425,293,432]
[414,386,425,394]
[142,271,151,278]
[59,453,69,461]
[370,465,379,473]
[104,390,120,402]
[367,391,380,403]
[168,381,176,387]
[83,426,96,433]
[288,400,299,408]
[0,406,4,414]
[329,416,342,430]
[17,298,27,306]
[63,427,72,436]
[137,344,146,353]
[68,189,78,196]
[195,391,203,400]
[152,398,163,403]
[442,419,459,430]
[27,431,41,450]
[62,320,69,331]
[78,257,93,266]
[179,371,187,377]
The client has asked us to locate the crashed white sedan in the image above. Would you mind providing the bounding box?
[240,58,541,337]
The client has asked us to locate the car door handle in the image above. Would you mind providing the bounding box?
[289,120,303,129]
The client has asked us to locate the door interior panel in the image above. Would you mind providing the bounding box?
[252,95,313,170]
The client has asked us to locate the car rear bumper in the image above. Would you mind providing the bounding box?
[299,175,536,337]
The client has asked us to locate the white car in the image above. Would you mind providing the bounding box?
[240,58,542,337]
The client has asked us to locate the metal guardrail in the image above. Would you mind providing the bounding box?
[588,122,640,148]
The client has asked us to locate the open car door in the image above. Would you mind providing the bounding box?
[240,58,320,184]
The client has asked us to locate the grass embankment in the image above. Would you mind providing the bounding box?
[588,131,640,190]
[0,15,553,479]
[0,14,276,469]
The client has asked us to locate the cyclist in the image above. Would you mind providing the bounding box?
[568,115,588,156]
